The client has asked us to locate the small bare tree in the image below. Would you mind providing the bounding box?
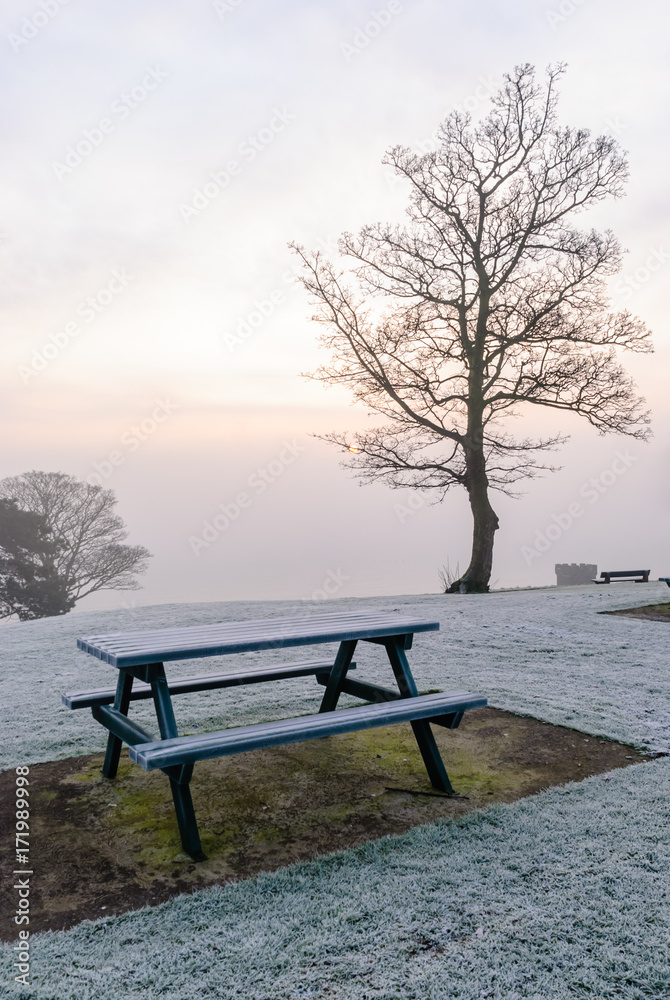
[0,471,151,612]
[292,64,651,592]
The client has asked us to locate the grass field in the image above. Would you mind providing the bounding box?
[1,584,668,998]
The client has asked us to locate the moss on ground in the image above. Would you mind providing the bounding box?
[0,706,648,937]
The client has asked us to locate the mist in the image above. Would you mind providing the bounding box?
[2,0,668,610]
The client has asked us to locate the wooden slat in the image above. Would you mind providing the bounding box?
[129,692,487,770]
[79,612,416,648]
[78,614,430,653]
[62,659,348,710]
[81,610,408,641]
[79,611,431,635]
[77,611,439,667]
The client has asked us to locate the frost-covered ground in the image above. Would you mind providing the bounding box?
[3,762,669,999]
[1,585,669,999]
[1,583,669,768]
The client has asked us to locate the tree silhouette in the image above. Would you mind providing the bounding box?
[0,499,72,620]
[0,471,151,616]
[293,64,651,592]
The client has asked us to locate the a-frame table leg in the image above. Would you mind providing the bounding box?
[318,639,358,713]
[165,763,204,860]
[150,664,206,861]
[384,636,455,794]
[101,670,134,779]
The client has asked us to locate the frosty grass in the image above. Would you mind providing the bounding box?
[1,584,669,998]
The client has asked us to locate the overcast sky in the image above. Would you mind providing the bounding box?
[1,0,668,610]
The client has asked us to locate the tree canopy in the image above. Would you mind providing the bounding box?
[0,499,73,620]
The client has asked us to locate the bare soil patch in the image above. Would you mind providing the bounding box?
[601,602,670,623]
[0,707,648,940]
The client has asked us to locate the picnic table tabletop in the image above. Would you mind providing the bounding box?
[76,610,440,667]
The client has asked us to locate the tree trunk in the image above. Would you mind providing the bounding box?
[447,443,499,594]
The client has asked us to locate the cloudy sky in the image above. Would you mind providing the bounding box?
[1,0,668,609]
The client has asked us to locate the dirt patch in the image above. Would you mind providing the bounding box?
[601,602,670,623]
[0,707,648,939]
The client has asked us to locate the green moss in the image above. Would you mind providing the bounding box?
[35,788,59,804]
[48,715,585,876]
[68,761,105,783]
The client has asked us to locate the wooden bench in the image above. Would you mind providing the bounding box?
[65,611,487,859]
[592,570,650,584]
[660,578,670,588]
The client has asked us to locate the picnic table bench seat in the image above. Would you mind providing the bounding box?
[130,692,486,770]
[65,611,487,860]
[660,577,670,588]
[62,658,346,710]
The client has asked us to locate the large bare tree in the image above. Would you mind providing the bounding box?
[292,64,651,592]
[0,471,151,614]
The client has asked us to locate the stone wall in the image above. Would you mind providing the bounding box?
[555,563,598,586]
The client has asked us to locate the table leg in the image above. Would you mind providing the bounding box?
[318,640,358,713]
[101,670,134,779]
[408,721,455,793]
[150,665,205,860]
[166,764,205,861]
[150,668,180,739]
[384,636,455,794]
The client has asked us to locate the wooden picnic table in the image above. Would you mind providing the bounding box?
[64,610,486,859]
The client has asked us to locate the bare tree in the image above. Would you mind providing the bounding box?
[0,471,151,611]
[292,64,652,593]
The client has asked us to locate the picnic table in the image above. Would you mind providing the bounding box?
[64,611,486,860]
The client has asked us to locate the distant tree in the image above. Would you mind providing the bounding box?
[293,63,652,592]
[0,499,73,620]
[0,471,151,615]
